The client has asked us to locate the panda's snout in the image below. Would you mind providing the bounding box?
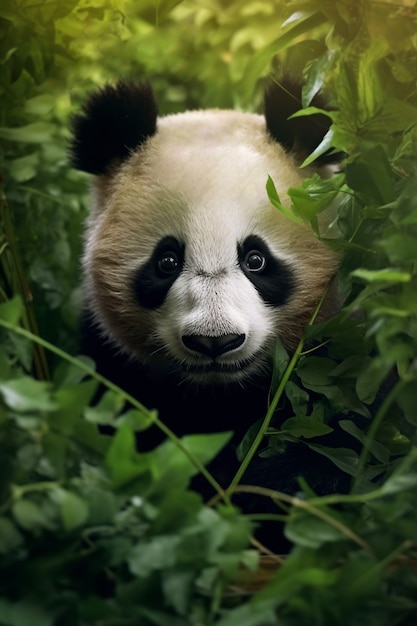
[182,333,245,359]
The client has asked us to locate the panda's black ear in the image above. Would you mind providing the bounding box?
[70,80,158,175]
[264,77,341,164]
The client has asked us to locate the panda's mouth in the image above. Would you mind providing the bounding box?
[185,362,243,373]
[180,356,258,382]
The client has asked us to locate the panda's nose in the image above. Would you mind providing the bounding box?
[182,333,245,358]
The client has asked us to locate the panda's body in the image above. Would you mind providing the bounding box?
[72,79,348,549]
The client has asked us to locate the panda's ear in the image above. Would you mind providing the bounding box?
[70,80,158,175]
[264,77,341,164]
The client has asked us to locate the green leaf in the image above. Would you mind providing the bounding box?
[287,172,344,229]
[0,296,24,325]
[215,602,277,626]
[302,50,336,105]
[379,474,417,497]
[12,499,51,532]
[396,381,417,426]
[304,130,336,168]
[256,547,337,600]
[0,377,57,413]
[149,433,231,494]
[0,47,17,64]
[270,10,328,58]
[0,517,23,554]
[269,337,290,397]
[0,599,54,626]
[285,513,347,548]
[266,175,303,224]
[296,357,336,386]
[0,347,13,380]
[105,423,151,489]
[129,534,181,578]
[148,490,201,536]
[285,380,309,417]
[245,10,328,87]
[53,356,96,386]
[55,380,98,434]
[162,569,194,615]
[379,234,417,263]
[24,94,55,116]
[236,418,263,462]
[84,389,125,425]
[138,608,190,626]
[281,416,333,439]
[6,332,33,372]
[115,407,155,432]
[345,146,395,205]
[337,553,383,606]
[356,357,393,404]
[306,443,359,476]
[176,432,231,468]
[73,418,110,456]
[51,489,89,530]
[0,122,57,143]
[9,153,39,182]
[330,355,371,379]
[352,268,412,283]
[339,420,389,464]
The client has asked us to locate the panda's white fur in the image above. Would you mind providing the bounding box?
[80,107,338,386]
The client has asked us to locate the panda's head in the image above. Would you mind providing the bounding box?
[71,79,341,385]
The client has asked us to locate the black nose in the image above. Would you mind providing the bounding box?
[182,333,245,358]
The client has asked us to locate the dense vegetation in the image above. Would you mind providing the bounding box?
[1,1,417,624]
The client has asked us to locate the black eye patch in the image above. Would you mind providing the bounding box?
[238,235,295,307]
[132,236,184,308]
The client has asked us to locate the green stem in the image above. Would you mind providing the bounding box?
[0,481,61,515]
[0,318,226,501]
[0,188,49,380]
[228,287,330,491]
[352,378,407,493]
[15,185,68,205]
[231,484,370,551]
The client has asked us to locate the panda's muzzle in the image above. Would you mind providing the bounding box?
[182,333,245,359]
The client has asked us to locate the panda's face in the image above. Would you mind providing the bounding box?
[83,109,339,385]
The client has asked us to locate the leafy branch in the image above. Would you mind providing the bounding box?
[0,309,227,502]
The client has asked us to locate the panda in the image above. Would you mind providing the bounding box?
[70,77,348,550]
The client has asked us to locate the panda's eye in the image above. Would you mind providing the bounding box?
[157,252,180,276]
[245,250,266,272]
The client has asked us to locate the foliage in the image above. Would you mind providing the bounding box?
[1,0,417,624]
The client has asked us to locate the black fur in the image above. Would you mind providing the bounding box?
[264,77,340,164]
[70,80,158,175]
[238,235,295,307]
[132,236,185,309]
